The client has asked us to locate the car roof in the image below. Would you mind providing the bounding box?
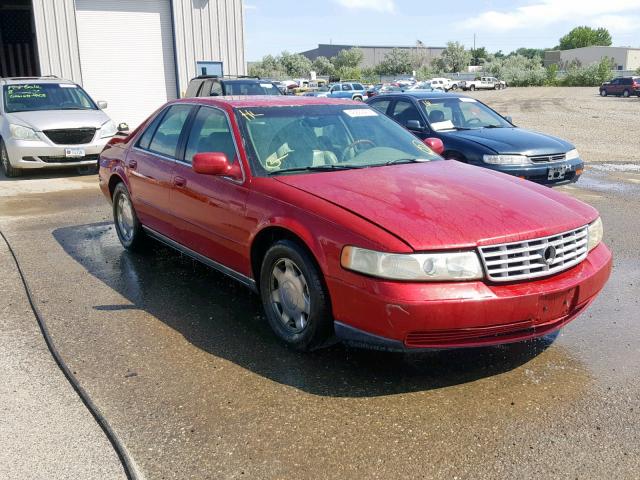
[0,76,76,86]
[369,91,469,101]
[174,95,362,108]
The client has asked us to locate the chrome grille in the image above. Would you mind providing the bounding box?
[479,226,588,282]
[529,153,566,163]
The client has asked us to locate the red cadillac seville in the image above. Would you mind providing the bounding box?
[98,96,611,351]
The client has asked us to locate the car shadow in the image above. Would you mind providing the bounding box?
[0,167,96,181]
[53,221,563,398]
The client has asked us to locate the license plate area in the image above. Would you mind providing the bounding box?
[65,148,85,158]
[537,288,578,322]
[548,165,567,181]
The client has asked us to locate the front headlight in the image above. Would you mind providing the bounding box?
[341,246,483,281]
[565,148,580,160]
[587,217,603,251]
[483,154,531,165]
[9,123,39,141]
[99,120,117,138]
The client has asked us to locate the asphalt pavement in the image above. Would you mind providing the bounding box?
[0,166,639,479]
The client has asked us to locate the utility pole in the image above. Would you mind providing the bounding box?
[473,33,476,65]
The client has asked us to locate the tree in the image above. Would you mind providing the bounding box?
[311,56,334,76]
[512,48,546,63]
[470,47,488,65]
[332,48,364,70]
[279,51,312,76]
[558,26,612,50]
[434,41,471,73]
[375,48,413,75]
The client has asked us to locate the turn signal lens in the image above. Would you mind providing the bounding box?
[587,217,603,252]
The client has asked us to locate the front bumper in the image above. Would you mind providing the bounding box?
[4,136,110,169]
[479,157,584,186]
[328,243,611,351]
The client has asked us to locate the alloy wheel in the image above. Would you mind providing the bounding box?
[269,258,311,333]
[116,193,135,243]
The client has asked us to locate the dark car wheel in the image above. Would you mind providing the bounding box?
[469,85,476,91]
[1,140,22,178]
[600,89,607,97]
[623,89,630,98]
[260,240,333,351]
[112,182,147,251]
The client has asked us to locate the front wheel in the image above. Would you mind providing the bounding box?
[112,182,147,251]
[469,85,476,91]
[1,140,22,178]
[260,240,333,351]
[600,89,607,97]
[450,84,458,91]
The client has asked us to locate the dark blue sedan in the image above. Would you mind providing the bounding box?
[366,91,584,186]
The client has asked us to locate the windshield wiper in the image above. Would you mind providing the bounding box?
[384,158,424,166]
[269,164,363,175]
[483,124,504,128]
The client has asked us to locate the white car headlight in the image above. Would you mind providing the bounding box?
[9,123,39,141]
[99,120,117,138]
[565,148,580,160]
[341,246,483,281]
[587,217,603,251]
[483,154,531,165]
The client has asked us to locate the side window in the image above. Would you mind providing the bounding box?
[369,99,392,115]
[148,104,192,158]
[422,101,454,126]
[184,107,237,165]
[137,109,168,150]
[390,100,422,127]
[352,83,364,90]
[211,81,223,96]
[342,84,351,91]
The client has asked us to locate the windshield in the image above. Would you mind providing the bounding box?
[3,83,97,113]
[236,105,441,176]
[224,81,281,95]
[419,97,512,131]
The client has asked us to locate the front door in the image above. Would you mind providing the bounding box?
[127,104,192,235]
[169,106,251,276]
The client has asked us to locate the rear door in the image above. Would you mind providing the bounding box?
[127,104,193,235]
[169,106,251,275]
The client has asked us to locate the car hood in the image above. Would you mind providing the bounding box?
[275,161,597,251]
[446,127,573,155]
[8,110,110,131]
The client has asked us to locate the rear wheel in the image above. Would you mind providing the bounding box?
[112,182,147,251]
[352,95,363,102]
[600,89,607,97]
[469,85,476,91]
[450,84,458,91]
[623,89,630,98]
[260,240,333,351]
[1,140,21,178]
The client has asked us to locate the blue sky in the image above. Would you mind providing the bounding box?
[243,0,640,60]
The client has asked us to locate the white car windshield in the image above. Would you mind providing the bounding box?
[420,97,512,131]
[3,83,97,113]
[236,104,441,176]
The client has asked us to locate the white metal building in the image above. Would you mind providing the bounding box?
[1,0,246,127]
[544,46,640,72]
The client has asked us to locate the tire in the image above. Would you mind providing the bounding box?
[0,139,22,178]
[469,85,476,91]
[352,96,363,102]
[623,89,630,98]
[600,89,607,97]
[259,239,333,351]
[112,182,147,251]
[450,84,458,91]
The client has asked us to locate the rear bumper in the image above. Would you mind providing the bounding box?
[328,243,612,350]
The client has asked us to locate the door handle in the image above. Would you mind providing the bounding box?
[174,176,187,188]
[128,159,137,169]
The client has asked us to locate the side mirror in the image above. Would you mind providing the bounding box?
[424,137,444,155]
[97,101,108,109]
[504,115,513,124]
[117,122,129,133]
[406,119,423,131]
[192,152,240,178]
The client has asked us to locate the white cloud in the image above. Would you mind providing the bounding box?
[334,0,395,13]
[462,0,640,31]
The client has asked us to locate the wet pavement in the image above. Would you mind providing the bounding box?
[1,167,639,479]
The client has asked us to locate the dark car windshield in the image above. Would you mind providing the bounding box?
[224,81,282,95]
[236,104,441,176]
[3,83,97,113]
[419,97,511,131]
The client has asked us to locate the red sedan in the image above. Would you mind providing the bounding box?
[98,96,611,351]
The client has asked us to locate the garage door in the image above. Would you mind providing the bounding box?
[75,0,177,128]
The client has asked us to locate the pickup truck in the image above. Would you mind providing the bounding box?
[326,82,368,101]
[461,77,507,91]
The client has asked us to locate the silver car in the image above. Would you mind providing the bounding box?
[0,77,116,177]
